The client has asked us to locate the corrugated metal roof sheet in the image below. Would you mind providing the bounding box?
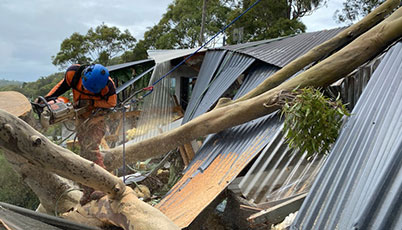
[238,48,385,205]
[234,65,279,99]
[329,56,383,110]
[157,113,282,228]
[0,202,99,230]
[183,50,227,123]
[239,129,327,204]
[292,42,402,230]
[116,66,155,94]
[147,48,206,64]
[128,62,178,143]
[217,28,344,67]
[156,65,281,228]
[107,59,154,72]
[183,51,255,122]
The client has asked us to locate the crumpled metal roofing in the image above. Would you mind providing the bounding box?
[234,65,279,100]
[292,42,402,230]
[157,28,348,227]
[128,62,178,143]
[157,113,282,228]
[183,51,255,123]
[217,28,344,67]
[156,64,280,228]
[183,50,227,123]
[185,52,255,121]
[329,56,383,110]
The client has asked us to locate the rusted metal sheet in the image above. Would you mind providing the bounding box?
[156,113,282,228]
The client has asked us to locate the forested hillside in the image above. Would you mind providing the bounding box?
[0,79,23,87]
[0,72,64,100]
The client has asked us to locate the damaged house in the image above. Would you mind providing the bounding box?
[1,6,402,228]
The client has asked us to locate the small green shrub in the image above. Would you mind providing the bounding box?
[281,87,350,157]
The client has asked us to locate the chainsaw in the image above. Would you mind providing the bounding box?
[31,96,87,128]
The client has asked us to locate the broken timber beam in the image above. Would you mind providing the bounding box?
[247,193,307,228]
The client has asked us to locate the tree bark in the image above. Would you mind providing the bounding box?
[0,109,125,198]
[2,150,81,215]
[63,187,179,230]
[223,0,400,105]
[1,91,79,214]
[0,109,179,229]
[104,6,402,171]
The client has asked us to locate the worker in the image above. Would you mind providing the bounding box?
[44,63,117,205]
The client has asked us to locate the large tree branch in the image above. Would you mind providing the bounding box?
[104,6,402,171]
[0,109,125,198]
[0,109,180,229]
[2,150,81,215]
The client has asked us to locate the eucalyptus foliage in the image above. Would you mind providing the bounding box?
[281,87,350,157]
[335,0,385,24]
[52,23,136,69]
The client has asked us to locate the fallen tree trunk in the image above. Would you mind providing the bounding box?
[0,91,80,215]
[220,0,400,105]
[0,109,125,198]
[0,109,179,229]
[2,151,81,215]
[104,6,402,171]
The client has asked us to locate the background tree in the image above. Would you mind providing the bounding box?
[52,23,136,69]
[0,73,65,100]
[225,0,324,44]
[118,0,231,63]
[145,0,231,49]
[335,0,386,23]
[122,0,325,62]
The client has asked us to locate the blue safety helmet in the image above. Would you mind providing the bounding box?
[82,64,109,93]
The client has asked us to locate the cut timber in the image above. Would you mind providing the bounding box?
[247,193,307,227]
[179,145,189,166]
[0,91,31,117]
[183,143,195,161]
[103,6,402,171]
[178,142,196,167]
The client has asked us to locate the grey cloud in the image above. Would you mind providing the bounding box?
[0,0,171,82]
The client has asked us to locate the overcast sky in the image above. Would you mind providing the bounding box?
[0,0,347,82]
